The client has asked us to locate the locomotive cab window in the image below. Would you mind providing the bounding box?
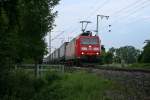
[81,38,98,45]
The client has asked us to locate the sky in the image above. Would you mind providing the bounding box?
[46,0,150,52]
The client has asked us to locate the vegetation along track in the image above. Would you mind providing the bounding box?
[70,65,150,73]
[70,65,150,100]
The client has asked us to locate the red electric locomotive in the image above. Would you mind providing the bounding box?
[46,31,101,66]
[65,31,101,65]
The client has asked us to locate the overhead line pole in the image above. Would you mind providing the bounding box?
[49,32,51,54]
[96,15,109,36]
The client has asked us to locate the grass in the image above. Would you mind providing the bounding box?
[58,72,113,100]
[0,69,139,100]
[128,63,150,70]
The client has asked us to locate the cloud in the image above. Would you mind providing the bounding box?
[143,15,150,20]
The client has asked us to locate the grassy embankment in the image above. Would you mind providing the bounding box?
[128,63,150,69]
[0,70,136,100]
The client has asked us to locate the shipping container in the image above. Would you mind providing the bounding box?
[65,38,76,60]
[59,42,68,61]
[55,48,60,61]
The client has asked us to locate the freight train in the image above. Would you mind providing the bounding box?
[44,31,101,66]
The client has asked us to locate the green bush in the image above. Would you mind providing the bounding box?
[0,70,67,100]
[0,70,43,100]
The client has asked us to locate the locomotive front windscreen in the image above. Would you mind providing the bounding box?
[81,38,99,45]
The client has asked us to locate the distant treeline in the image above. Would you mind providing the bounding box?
[100,40,150,64]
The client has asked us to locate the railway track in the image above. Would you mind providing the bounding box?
[71,65,150,100]
[69,65,150,74]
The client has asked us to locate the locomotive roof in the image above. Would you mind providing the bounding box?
[80,31,92,36]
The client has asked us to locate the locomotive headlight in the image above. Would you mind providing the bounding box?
[81,52,85,55]
[96,52,99,55]
[81,47,87,50]
[89,45,92,48]
[93,47,99,51]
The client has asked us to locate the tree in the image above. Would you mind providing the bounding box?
[0,0,60,70]
[0,0,20,68]
[108,47,116,63]
[114,46,140,64]
[104,52,113,64]
[99,46,114,64]
[99,45,106,64]
[140,40,150,63]
[18,0,57,64]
